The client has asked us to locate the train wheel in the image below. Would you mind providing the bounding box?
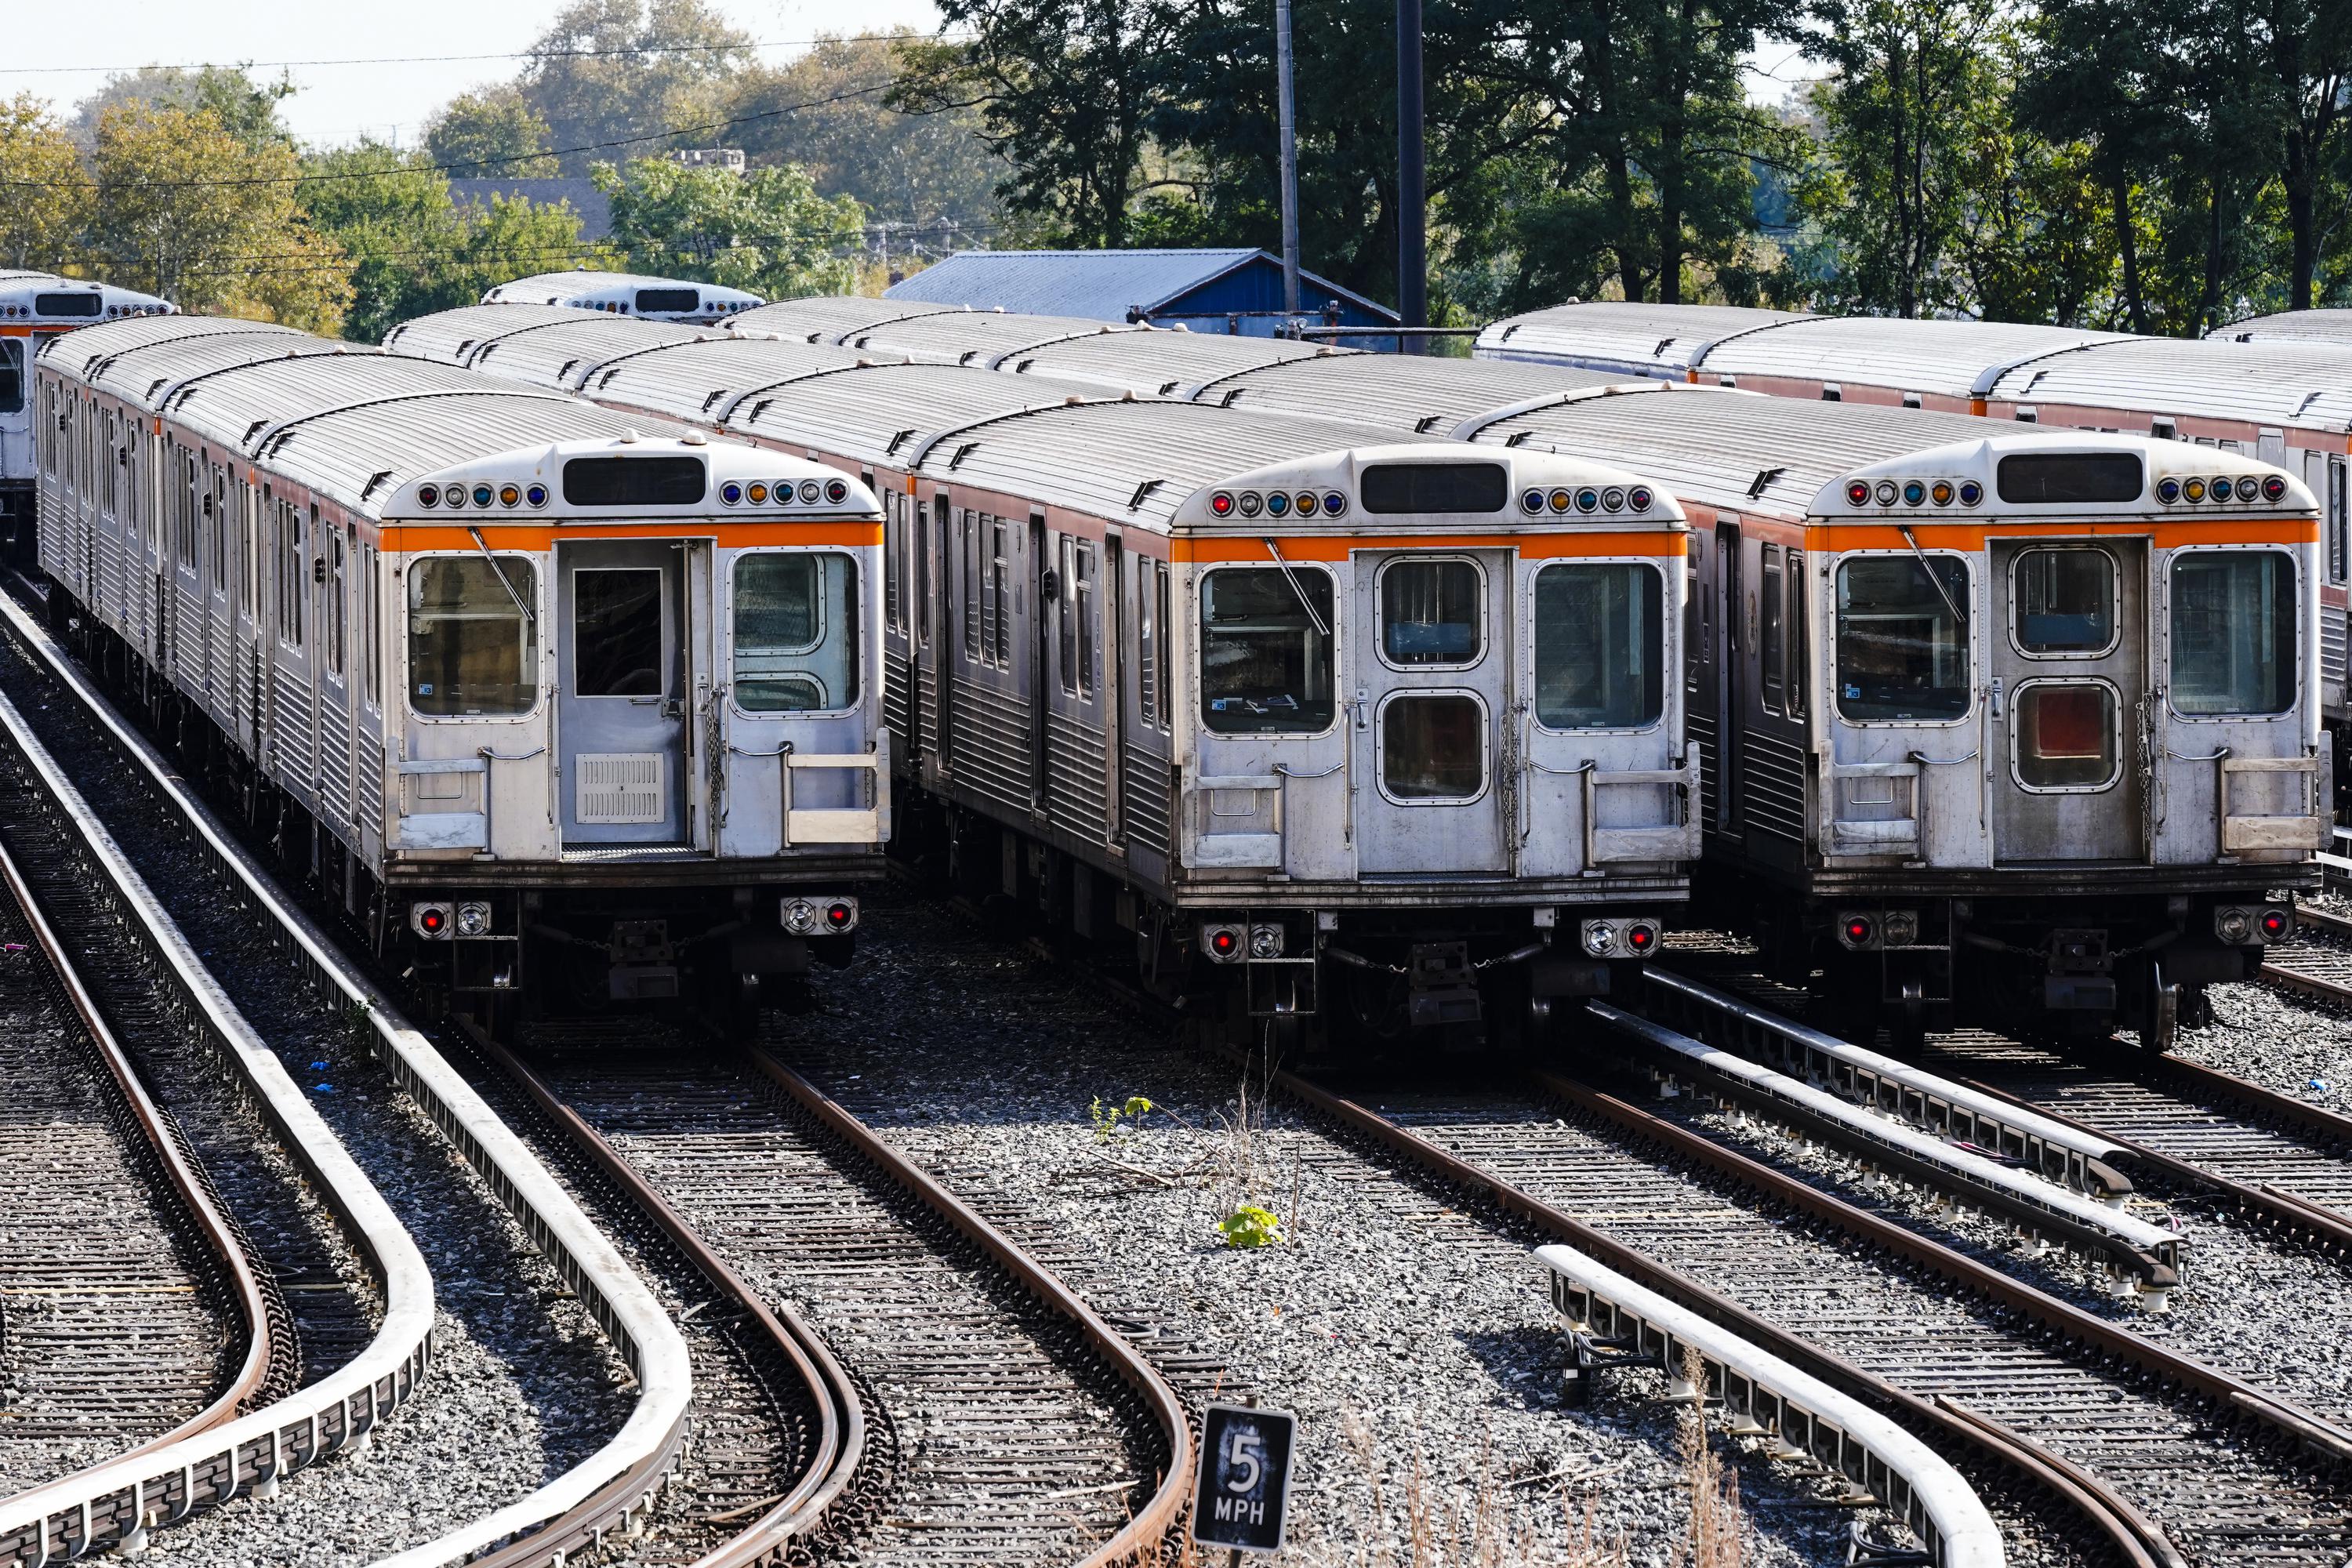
[2139,960,2179,1054]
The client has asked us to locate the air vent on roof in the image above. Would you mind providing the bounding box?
[2295,391,2325,418]
[949,442,978,469]
[750,400,773,422]
[456,340,475,359]
[2151,416,2177,440]
[1414,416,1442,434]
[1159,381,1180,396]
[959,350,980,365]
[243,419,268,443]
[558,359,579,379]
[1506,431,1531,447]
[361,470,394,503]
[1499,325,1519,343]
[1220,389,1242,407]
[1748,466,1787,499]
[1901,392,1922,409]
[1821,383,1842,402]
[1653,337,1674,358]
[1128,479,1163,511]
[701,390,727,412]
[884,428,916,455]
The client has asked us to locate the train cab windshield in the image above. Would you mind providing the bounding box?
[1533,562,1663,728]
[734,551,860,711]
[1200,566,1335,732]
[1835,554,1970,721]
[410,557,539,716]
[2170,551,2294,715]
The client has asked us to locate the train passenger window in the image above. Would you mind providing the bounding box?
[1532,563,1664,729]
[327,529,347,676]
[1684,535,1701,695]
[1379,558,1482,666]
[276,501,303,648]
[1200,566,1334,734]
[1058,535,1080,695]
[1381,695,1486,800]
[0,339,20,414]
[991,520,1012,666]
[1760,546,1784,710]
[2013,549,2115,655]
[573,569,664,697]
[1056,536,1095,699]
[1138,558,1159,725]
[408,557,537,716]
[735,552,858,712]
[363,545,382,706]
[2016,683,2118,789]
[884,492,903,632]
[960,512,981,660]
[1834,555,1970,722]
[2169,551,2294,716]
[1786,551,1807,717]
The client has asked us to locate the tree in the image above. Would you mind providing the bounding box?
[518,0,756,174]
[2252,0,2350,310]
[424,89,558,178]
[0,94,92,270]
[72,65,296,154]
[593,156,864,297]
[725,33,1005,238]
[85,103,349,331]
[891,0,1177,248]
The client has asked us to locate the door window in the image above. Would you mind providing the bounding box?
[572,568,663,696]
[1532,562,1663,728]
[0,339,20,414]
[1381,694,1486,800]
[735,551,858,712]
[1200,566,1334,733]
[409,557,537,716]
[1379,557,1482,666]
[1835,555,1971,721]
[2015,682,2118,789]
[2169,550,2293,716]
[2013,548,2116,655]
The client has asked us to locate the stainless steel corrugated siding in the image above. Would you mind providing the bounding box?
[467,316,708,384]
[45,316,299,386]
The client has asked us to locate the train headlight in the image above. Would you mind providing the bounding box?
[782,898,820,935]
[1581,920,1618,957]
[1875,481,1899,506]
[800,480,823,504]
[1882,909,1919,946]
[2262,474,2288,502]
[1238,492,1264,518]
[1601,487,1626,512]
[2234,476,2259,501]
[411,902,453,940]
[1203,923,1245,963]
[2213,906,2255,945]
[455,901,492,937]
[1837,913,1878,950]
[1248,924,1284,960]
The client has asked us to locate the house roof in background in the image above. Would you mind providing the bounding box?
[885,248,1400,324]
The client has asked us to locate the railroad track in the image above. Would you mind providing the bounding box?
[0,818,276,1500]
[492,1029,1192,1566]
[1245,1040,2352,1568]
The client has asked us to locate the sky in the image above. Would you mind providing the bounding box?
[3,0,946,148]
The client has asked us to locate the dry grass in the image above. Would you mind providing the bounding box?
[1676,1346,1746,1568]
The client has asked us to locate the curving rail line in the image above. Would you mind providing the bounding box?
[0,583,689,1568]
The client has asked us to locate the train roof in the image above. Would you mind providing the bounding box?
[728,360,1109,470]
[905,397,1682,533]
[991,326,1344,395]
[578,336,874,420]
[1983,336,2352,431]
[479,270,765,318]
[723,296,974,342]
[820,308,1152,366]
[457,315,713,388]
[43,316,324,400]
[0,270,174,324]
[1196,350,1652,430]
[1691,315,2132,398]
[1477,302,1800,376]
[381,302,596,363]
[2214,309,2352,347]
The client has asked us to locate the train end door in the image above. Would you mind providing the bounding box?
[557,541,688,844]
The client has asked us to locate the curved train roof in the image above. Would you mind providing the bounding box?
[730,361,1108,469]
[459,316,713,388]
[0,270,174,323]
[1194,350,1645,429]
[1477,302,1799,376]
[577,336,873,419]
[2215,310,2352,347]
[995,327,1343,395]
[42,314,679,519]
[480,270,765,318]
[723,296,973,343]
[1984,336,2352,430]
[381,302,594,363]
[1693,316,2131,398]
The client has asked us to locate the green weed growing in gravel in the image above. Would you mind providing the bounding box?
[1214,1203,1283,1248]
[1091,1094,1154,1143]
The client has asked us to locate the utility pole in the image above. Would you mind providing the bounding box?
[1395,0,1426,354]
[1275,0,1301,318]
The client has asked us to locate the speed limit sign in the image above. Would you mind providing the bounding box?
[1192,1403,1298,1553]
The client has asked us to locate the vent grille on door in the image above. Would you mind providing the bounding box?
[577,753,665,823]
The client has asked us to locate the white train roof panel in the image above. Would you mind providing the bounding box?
[1985,336,2352,431]
[165,355,562,455]
[1477,301,1799,374]
[2215,310,2352,347]
[995,327,1340,395]
[269,397,676,517]
[43,316,304,386]
[463,315,711,387]
[728,361,1105,468]
[1203,350,1641,430]
[1696,315,2130,397]
[584,336,872,421]
[828,308,1144,365]
[1474,389,2000,517]
[724,296,971,342]
[85,332,352,406]
[381,303,591,362]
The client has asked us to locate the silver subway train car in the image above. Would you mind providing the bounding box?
[34,314,887,1025]
[1,270,172,554]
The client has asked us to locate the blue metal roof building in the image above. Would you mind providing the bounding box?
[884,248,1400,346]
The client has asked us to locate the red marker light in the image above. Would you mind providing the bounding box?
[1210,492,1235,517]
[1210,928,1239,958]
[1626,924,1656,953]
[1846,481,1871,506]
[2260,908,2291,939]
[825,478,849,503]
[1844,916,1874,946]
[826,902,855,931]
[419,908,445,935]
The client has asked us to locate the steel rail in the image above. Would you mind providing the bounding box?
[0,681,435,1568]
[1219,1044,2180,1568]
[745,1047,1196,1565]
[0,829,279,1495]
[475,1030,864,1565]
[0,585,692,1568]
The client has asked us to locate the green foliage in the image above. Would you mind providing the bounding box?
[1089,1094,1155,1142]
[72,65,298,154]
[593,155,864,298]
[1215,1204,1283,1249]
[0,95,89,271]
[426,89,558,179]
[517,0,757,175]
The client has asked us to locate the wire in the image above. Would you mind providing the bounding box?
[0,32,971,77]
[1,77,925,191]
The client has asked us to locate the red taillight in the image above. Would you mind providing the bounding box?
[1846,481,1871,506]
[1210,491,1235,517]
[826,902,854,931]
[1626,924,1656,953]
[825,478,849,503]
[419,908,445,935]
[2261,908,2291,939]
[1210,928,1239,958]
[1844,916,1874,946]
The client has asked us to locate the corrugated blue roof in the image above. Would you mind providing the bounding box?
[885,248,1399,324]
